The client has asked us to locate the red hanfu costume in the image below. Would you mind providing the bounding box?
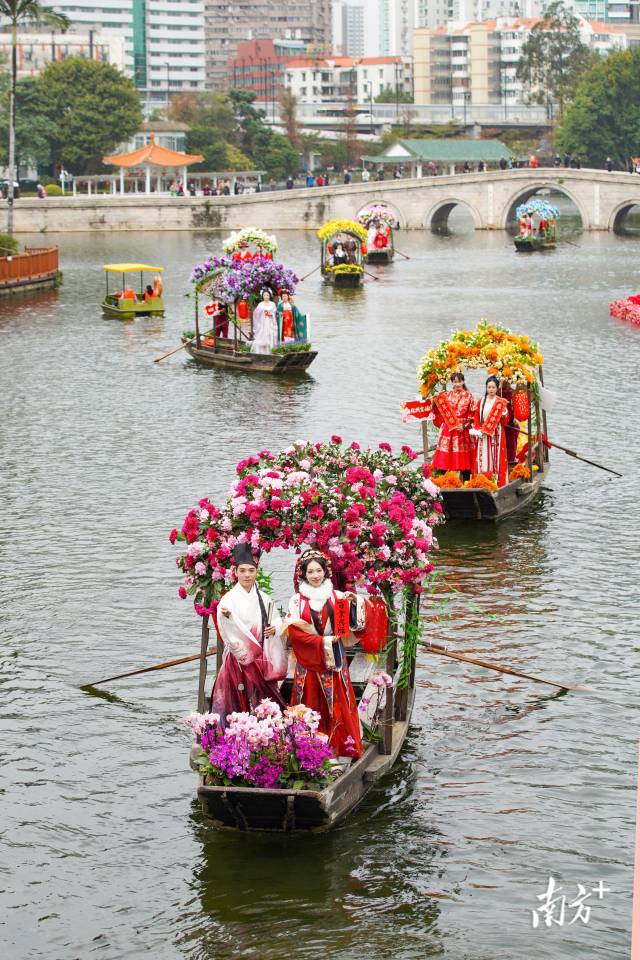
[282,581,364,758]
[472,395,510,486]
[431,388,476,473]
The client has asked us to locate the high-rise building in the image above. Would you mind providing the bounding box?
[333,0,366,56]
[40,0,206,96]
[204,1,332,90]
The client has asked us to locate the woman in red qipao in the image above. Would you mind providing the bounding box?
[431,371,476,477]
[470,375,511,486]
[281,551,364,759]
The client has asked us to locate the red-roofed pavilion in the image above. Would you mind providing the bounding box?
[103,133,204,195]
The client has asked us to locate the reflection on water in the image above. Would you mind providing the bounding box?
[1,228,638,960]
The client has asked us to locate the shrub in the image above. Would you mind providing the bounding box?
[45,184,62,196]
[0,233,20,254]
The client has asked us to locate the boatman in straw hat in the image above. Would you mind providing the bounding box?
[210,543,286,725]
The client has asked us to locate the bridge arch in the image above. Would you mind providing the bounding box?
[425,197,482,231]
[355,199,404,228]
[501,181,586,229]
[609,199,640,233]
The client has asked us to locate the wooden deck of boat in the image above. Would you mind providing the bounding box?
[439,464,549,521]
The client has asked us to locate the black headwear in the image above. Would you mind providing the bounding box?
[231,542,260,567]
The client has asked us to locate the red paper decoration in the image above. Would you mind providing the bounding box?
[356,598,388,654]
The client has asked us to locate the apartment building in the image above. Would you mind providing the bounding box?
[283,55,413,104]
[414,15,626,106]
[204,1,332,90]
[0,30,126,78]
[40,1,206,94]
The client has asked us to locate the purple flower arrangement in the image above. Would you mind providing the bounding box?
[190,255,299,304]
[186,700,335,790]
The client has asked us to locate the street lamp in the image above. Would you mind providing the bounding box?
[501,66,508,123]
[463,90,470,127]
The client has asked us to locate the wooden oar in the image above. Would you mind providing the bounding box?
[153,329,213,363]
[363,268,380,281]
[506,425,622,478]
[81,647,217,688]
[419,640,581,691]
[298,264,320,282]
[395,249,411,260]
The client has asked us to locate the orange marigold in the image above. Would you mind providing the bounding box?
[432,471,463,489]
[464,474,498,491]
[509,463,531,482]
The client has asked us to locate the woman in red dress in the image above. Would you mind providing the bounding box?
[281,551,364,758]
[431,372,476,476]
[470,375,511,486]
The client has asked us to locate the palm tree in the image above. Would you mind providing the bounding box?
[0,1,69,233]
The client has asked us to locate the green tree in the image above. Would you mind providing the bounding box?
[35,57,142,174]
[0,0,69,233]
[261,133,300,179]
[516,2,594,119]
[374,86,412,104]
[556,48,640,168]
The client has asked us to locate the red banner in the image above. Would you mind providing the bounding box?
[433,392,462,430]
[333,597,350,638]
[400,399,433,422]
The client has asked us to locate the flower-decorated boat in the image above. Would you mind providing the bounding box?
[174,438,443,830]
[610,294,640,326]
[409,322,551,521]
[514,198,559,252]
[317,219,367,287]
[358,204,396,264]
[184,234,316,373]
[101,263,165,318]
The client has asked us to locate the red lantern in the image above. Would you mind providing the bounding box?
[236,299,249,320]
[512,389,530,422]
[360,242,367,255]
[355,597,388,654]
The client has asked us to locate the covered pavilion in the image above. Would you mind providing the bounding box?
[103,133,204,195]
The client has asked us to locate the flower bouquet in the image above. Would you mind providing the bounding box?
[358,204,396,228]
[317,219,368,243]
[186,700,337,790]
[325,263,364,275]
[610,295,640,326]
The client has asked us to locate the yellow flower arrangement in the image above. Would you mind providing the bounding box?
[316,219,368,243]
[417,321,543,396]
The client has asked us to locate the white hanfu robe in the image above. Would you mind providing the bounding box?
[211,582,286,723]
[251,300,278,354]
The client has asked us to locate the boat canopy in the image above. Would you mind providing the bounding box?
[515,198,560,220]
[103,263,165,273]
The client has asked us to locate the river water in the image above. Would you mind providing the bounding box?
[1,219,638,960]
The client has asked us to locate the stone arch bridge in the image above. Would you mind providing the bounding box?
[14,168,640,232]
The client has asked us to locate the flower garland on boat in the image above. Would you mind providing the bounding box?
[357,204,397,228]
[610,294,640,326]
[515,198,561,220]
[418,321,543,397]
[190,255,298,301]
[324,263,364,275]
[171,438,443,618]
[186,700,336,789]
[316,219,368,243]
[222,227,278,255]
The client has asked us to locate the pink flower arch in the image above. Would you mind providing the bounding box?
[171,438,443,617]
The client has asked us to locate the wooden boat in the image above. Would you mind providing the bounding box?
[186,284,317,375]
[190,597,419,832]
[358,204,396,264]
[415,323,551,522]
[514,198,559,253]
[438,462,548,521]
[317,219,367,288]
[183,335,316,374]
[0,246,59,296]
[101,263,165,318]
